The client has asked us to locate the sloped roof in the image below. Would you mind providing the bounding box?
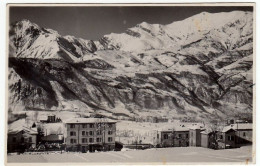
[220,123,252,132]
[222,126,236,133]
[201,130,208,134]
[64,118,117,124]
[174,125,189,132]
[159,125,189,132]
[200,130,214,134]
[8,126,38,135]
[158,128,173,132]
[230,123,252,130]
[189,125,203,130]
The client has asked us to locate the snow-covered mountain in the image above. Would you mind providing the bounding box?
[8,11,253,123]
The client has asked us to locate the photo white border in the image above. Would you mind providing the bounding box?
[1,0,259,166]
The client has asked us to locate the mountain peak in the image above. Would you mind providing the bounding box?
[138,21,150,26]
[13,19,40,30]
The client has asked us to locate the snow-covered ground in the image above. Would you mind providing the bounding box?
[7,145,252,163]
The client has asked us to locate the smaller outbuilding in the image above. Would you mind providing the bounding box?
[230,123,252,145]
[189,126,204,147]
[173,125,189,147]
[217,127,236,149]
[200,130,218,149]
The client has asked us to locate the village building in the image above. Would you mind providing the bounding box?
[200,130,218,149]
[230,123,252,145]
[158,125,189,147]
[200,123,252,149]
[7,126,38,153]
[189,126,204,147]
[47,114,56,123]
[217,127,236,149]
[39,114,62,123]
[159,129,174,147]
[173,126,189,147]
[64,118,117,152]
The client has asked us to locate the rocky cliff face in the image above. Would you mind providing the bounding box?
[8,11,253,122]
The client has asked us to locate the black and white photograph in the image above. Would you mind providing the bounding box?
[5,3,255,164]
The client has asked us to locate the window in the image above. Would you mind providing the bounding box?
[96,138,101,142]
[86,132,88,136]
[82,124,87,128]
[89,131,93,136]
[108,137,113,142]
[82,138,87,143]
[243,132,246,137]
[97,130,102,135]
[82,131,85,136]
[70,124,75,128]
[29,137,32,143]
[12,137,16,143]
[164,134,168,139]
[89,124,94,128]
[70,139,76,144]
[89,138,93,143]
[186,134,189,138]
[178,134,182,138]
[108,130,113,135]
[228,136,234,141]
[70,131,76,136]
[220,135,223,139]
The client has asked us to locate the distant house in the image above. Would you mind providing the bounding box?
[230,123,252,144]
[158,125,189,147]
[39,116,48,123]
[226,119,251,125]
[64,118,117,152]
[173,126,189,147]
[159,130,174,147]
[226,119,235,125]
[189,126,204,147]
[39,114,62,123]
[47,114,56,123]
[7,127,38,153]
[201,123,253,149]
[217,127,236,149]
[155,117,168,123]
[41,134,64,144]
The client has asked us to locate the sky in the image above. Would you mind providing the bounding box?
[9,6,253,40]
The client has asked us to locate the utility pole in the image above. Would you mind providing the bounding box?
[103,122,105,151]
[78,123,80,152]
[172,130,174,147]
[136,136,138,150]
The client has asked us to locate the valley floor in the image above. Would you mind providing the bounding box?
[7,145,252,164]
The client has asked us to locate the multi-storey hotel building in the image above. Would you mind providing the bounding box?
[64,118,116,152]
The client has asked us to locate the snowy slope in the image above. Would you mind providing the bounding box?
[8,11,253,124]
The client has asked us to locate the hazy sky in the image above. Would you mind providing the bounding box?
[9,6,253,40]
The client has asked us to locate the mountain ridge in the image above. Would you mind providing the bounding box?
[8,11,253,123]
